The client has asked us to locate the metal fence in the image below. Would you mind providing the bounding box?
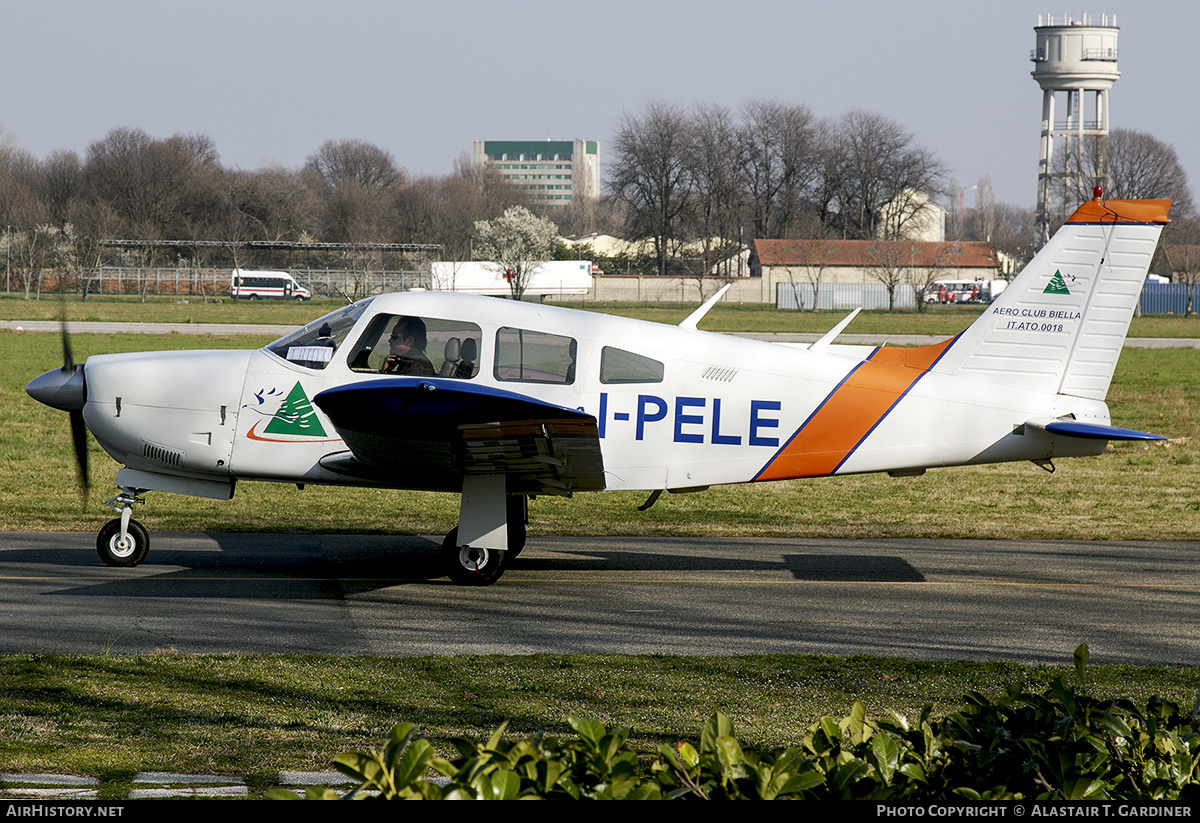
[11,267,1199,315]
[776,282,918,311]
[1139,283,1200,315]
[779,281,1200,315]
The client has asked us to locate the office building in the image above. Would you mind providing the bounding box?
[473,139,600,207]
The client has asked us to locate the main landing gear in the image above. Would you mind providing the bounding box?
[97,488,149,567]
[441,493,527,586]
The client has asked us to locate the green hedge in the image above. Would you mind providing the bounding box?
[272,646,1200,800]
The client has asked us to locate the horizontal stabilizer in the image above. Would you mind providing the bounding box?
[1027,418,1165,441]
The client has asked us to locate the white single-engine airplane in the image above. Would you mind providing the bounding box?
[27,194,1171,585]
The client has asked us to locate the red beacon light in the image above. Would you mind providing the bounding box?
[1094,186,1103,200]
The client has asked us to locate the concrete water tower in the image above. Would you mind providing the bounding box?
[1032,12,1120,247]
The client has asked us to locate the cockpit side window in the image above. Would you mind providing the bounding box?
[495,327,577,384]
[600,347,664,384]
[264,297,374,370]
[348,314,482,379]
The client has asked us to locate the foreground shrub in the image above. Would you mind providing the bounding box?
[271,645,1200,800]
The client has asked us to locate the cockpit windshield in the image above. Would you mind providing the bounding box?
[264,297,375,370]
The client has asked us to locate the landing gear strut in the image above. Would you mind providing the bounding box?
[442,491,528,586]
[97,488,148,567]
[506,494,527,559]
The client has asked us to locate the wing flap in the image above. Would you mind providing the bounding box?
[460,418,605,493]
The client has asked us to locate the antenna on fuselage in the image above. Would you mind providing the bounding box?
[677,283,732,330]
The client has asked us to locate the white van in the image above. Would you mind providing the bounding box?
[230,270,311,301]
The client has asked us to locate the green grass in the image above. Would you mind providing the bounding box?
[0,291,332,326]
[4,323,1200,793]
[4,291,1200,336]
[3,652,1199,794]
[4,330,1200,539]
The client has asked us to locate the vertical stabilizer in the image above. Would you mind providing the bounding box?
[932,197,1170,399]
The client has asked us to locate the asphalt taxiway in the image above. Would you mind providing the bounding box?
[1,532,1196,664]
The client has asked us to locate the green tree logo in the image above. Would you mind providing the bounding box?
[263,382,327,437]
[1044,270,1071,295]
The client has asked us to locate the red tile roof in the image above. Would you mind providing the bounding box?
[754,239,998,269]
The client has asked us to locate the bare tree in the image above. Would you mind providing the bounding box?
[392,176,443,250]
[739,100,820,239]
[393,158,526,261]
[865,239,919,311]
[1162,215,1200,316]
[473,205,557,300]
[305,139,405,193]
[554,152,601,238]
[686,103,743,277]
[36,150,83,227]
[819,111,946,240]
[0,142,45,232]
[67,198,121,299]
[946,178,965,240]
[1062,129,1196,217]
[789,235,838,311]
[962,200,1035,270]
[608,101,694,275]
[678,252,732,303]
[304,139,407,244]
[454,152,526,217]
[225,165,320,242]
[907,242,960,313]
[11,223,64,299]
[970,175,996,243]
[83,128,222,239]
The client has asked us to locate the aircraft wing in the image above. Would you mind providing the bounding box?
[313,377,605,495]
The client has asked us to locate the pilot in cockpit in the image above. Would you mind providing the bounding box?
[380,316,435,376]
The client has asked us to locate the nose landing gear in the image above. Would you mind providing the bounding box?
[97,488,149,567]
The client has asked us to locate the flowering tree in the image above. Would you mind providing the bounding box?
[473,206,557,300]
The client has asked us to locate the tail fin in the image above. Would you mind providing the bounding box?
[931,196,1171,400]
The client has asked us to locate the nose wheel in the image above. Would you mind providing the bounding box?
[97,518,149,567]
[97,487,149,567]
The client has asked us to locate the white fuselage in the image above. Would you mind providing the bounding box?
[81,292,1106,498]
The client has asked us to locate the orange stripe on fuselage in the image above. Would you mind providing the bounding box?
[754,336,955,481]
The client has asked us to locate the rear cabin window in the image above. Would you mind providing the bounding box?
[494,327,577,384]
[600,347,664,384]
[347,314,482,378]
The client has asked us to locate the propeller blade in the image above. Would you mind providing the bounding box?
[61,320,74,370]
[61,311,86,504]
[70,408,89,505]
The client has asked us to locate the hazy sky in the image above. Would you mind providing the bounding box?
[4,0,1196,210]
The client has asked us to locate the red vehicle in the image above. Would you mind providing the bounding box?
[927,279,1004,304]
